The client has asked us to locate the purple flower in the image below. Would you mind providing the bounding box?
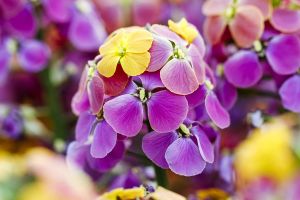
[0,43,11,85]
[103,72,189,137]
[18,39,51,72]
[142,121,215,176]
[279,75,300,113]
[42,0,73,23]
[147,24,206,95]
[1,108,23,138]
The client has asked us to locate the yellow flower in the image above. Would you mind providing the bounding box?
[168,18,198,43]
[97,27,153,77]
[98,186,145,200]
[234,120,297,184]
[197,188,230,200]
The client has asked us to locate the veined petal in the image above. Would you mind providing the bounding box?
[103,94,143,137]
[120,52,150,76]
[91,120,117,158]
[147,35,173,72]
[87,75,105,115]
[126,29,153,53]
[229,6,264,48]
[205,92,230,129]
[142,131,177,168]
[97,54,120,78]
[203,16,227,45]
[160,59,199,95]
[147,90,188,133]
[192,126,214,163]
[100,30,125,55]
[165,138,206,176]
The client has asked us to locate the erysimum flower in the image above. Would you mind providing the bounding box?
[142,121,217,176]
[103,72,188,136]
[97,27,153,77]
[168,18,198,44]
[147,22,206,95]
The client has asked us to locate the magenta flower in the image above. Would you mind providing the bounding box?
[103,72,189,137]
[147,24,206,95]
[279,75,300,113]
[142,121,216,176]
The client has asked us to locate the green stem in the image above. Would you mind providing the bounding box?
[40,67,68,141]
[154,165,168,188]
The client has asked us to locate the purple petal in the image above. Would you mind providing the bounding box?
[192,126,214,163]
[216,78,237,110]
[43,0,72,23]
[148,35,173,72]
[6,5,37,39]
[103,94,143,137]
[87,75,104,115]
[69,12,106,51]
[66,141,89,169]
[165,138,206,176]
[18,40,51,72]
[138,71,164,91]
[279,75,300,113]
[205,92,230,129]
[0,0,24,18]
[270,9,300,33]
[186,85,206,108]
[91,120,117,158]
[72,89,90,116]
[160,59,199,95]
[266,34,300,75]
[147,90,188,133]
[192,35,206,58]
[142,131,177,168]
[188,44,206,84]
[87,141,125,172]
[75,112,95,144]
[151,24,186,46]
[0,45,11,85]
[224,50,262,88]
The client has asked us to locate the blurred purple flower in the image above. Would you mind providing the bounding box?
[1,108,23,138]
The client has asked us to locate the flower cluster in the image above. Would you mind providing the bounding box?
[69,18,230,177]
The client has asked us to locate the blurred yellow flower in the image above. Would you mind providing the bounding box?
[234,121,297,184]
[97,27,153,77]
[168,18,198,43]
[98,186,145,200]
[18,182,63,200]
[197,188,230,200]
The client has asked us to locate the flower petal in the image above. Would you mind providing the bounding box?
[216,78,237,110]
[87,75,105,115]
[151,24,186,46]
[266,34,300,75]
[147,36,173,72]
[270,9,300,33]
[97,54,120,78]
[103,94,143,137]
[160,59,199,95]
[147,90,188,133]
[202,0,231,16]
[120,52,150,76]
[165,138,206,176]
[101,65,129,96]
[142,131,177,168]
[186,85,206,108]
[188,44,206,84]
[75,112,95,144]
[224,50,263,88]
[138,71,164,91]
[239,0,272,20]
[87,141,125,172]
[126,28,153,53]
[279,75,300,113]
[91,120,117,158]
[205,92,230,129]
[192,126,214,163]
[100,30,125,55]
[66,141,89,169]
[229,6,264,48]
[203,16,227,45]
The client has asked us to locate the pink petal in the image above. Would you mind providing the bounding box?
[87,75,105,115]
[188,44,206,84]
[192,126,214,163]
[160,59,199,95]
[270,9,300,33]
[203,16,227,45]
[239,0,272,20]
[202,0,231,16]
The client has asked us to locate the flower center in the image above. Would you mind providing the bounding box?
[173,46,186,59]
[118,46,126,57]
[136,87,151,103]
[205,79,214,90]
[178,124,192,138]
[224,1,237,21]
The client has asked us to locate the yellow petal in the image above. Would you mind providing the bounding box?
[97,54,120,78]
[168,18,198,43]
[120,52,150,76]
[126,28,153,53]
[99,31,125,55]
